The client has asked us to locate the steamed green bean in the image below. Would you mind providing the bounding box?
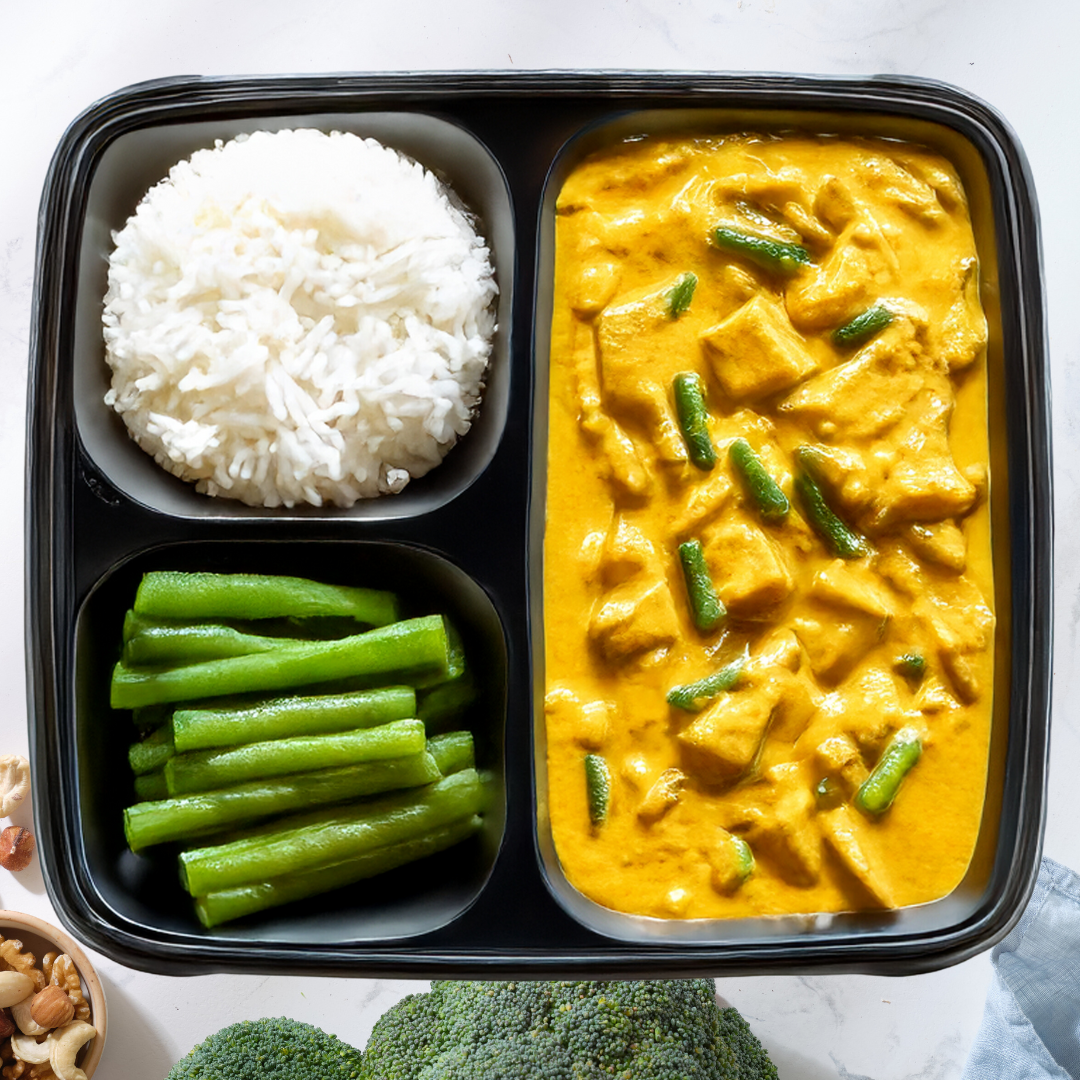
[194,815,483,927]
[179,769,484,896]
[171,687,416,753]
[124,754,441,851]
[134,571,399,625]
[164,719,428,796]
[111,616,450,709]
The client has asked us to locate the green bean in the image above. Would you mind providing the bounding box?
[110,615,449,709]
[678,540,725,633]
[178,773,480,887]
[832,304,893,348]
[412,620,466,689]
[133,571,399,625]
[171,687,416,753]
[794,448,869,559]
[123,753,441,851]
[584,754,611,825]
[418,673,477,732]
[179,768,484,896]
[711,830,755,893]
[730,836,755,883]
[666,272,697,318]
[128,725,174,776]
[728,438,789,524]
[427,731,476,777]
[122,619,306,668]
[132,704,172,732]
[854,727,923,816]
[673,373,717,470]
[122,608,347,645]
[895,653,926,683]
[814,776,844,810]
[164,719,428,796]
[194,814,483,927]
[713,226,811,276]
[666,654,747,712]
[134,770,168,803]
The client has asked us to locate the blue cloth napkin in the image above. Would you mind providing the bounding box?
[963,858,1080,1080]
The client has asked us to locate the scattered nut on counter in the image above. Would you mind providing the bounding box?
[0,937,92,1080]
[0,760,30,819]
[0,831,34,874]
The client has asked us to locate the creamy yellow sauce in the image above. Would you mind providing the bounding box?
[544,133,994,920]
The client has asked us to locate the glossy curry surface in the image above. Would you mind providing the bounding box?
[543,132,994,920]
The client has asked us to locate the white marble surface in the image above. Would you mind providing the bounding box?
[2,1,1077,1076]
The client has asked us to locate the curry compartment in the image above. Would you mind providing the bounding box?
[29,72,1048,976]
[532,97,1049,962]
[543,127,994,922]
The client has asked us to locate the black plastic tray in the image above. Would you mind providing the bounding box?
[27,72,1052,977]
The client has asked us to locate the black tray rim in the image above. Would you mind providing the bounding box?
[26,69,1052,977]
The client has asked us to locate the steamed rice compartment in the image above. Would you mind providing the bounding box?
[102,128,497,508]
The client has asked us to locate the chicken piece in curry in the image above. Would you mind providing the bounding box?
[543,133,994,920]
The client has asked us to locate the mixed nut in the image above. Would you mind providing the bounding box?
[0,833,33,876]
[0,937,94,1080]
[0,753,94,1076]
[0,760,30,821]
[0,759,32,874]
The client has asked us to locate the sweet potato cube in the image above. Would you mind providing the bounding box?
[810,559,896,619]
[792,614,882,684]
[701,295,818,402]
[637,768,686,824]
[589,577,679,662]
[743,762,822,887]
[834,667,910,753]
[866,391,976,528]
[703,520,793,617]
[678,686,776,783]
[598,516,655,586]
[820,804,896,907]
[596,289,692,462]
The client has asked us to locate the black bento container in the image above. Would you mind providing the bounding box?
[27,73,1051,977]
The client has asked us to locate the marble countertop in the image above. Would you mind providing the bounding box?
[2,2,1076,1076]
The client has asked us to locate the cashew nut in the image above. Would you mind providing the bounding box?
[0,971,34,1008]
[10,1031,50,1064]
[47,1020,97,1080]
[11,994,48,1035]
[0,755,31,817]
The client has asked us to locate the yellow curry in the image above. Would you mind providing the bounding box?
[543,132,994,920]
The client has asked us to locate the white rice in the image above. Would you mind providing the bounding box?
[102,129,497,508]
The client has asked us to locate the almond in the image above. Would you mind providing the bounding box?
[29,986,74,1030]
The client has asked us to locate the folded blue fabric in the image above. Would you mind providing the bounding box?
[962,858,1080,1080]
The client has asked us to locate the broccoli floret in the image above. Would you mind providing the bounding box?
[166,1016,363,1079]
[360,979,776,1079]
[719,1006,780,1080]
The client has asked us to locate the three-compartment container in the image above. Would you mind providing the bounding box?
[27,73,1051,976]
